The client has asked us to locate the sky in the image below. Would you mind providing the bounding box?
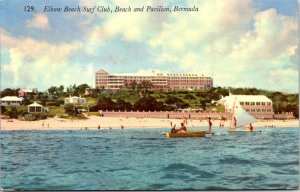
[0,0,298,93]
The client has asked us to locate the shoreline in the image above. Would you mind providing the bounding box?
[0,116,299,131]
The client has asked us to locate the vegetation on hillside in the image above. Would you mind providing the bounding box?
[1,85,298,118]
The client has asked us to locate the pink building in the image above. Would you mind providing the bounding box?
[18,88,34,98]
[95,69,213,91]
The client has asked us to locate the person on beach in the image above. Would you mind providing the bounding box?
[208,117,212,133]
[184,118,188,125]
[248,124,253,131]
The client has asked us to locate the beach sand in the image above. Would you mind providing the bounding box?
[1,116,299,130]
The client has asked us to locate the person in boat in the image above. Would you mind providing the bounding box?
[233,117,237,130]
[170,124,177,133]
[248,123,254,131]
[208,117,212,133]
[178,122,187,133]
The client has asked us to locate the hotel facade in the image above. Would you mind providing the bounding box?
[95,69,213,91]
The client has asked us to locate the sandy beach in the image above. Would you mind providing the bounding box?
[1,116,299,130]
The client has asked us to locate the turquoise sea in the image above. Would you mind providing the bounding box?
[0,127,299,190]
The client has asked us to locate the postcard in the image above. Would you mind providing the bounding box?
[0,0,299,191]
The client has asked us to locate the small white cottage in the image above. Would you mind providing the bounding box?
[64,96,87,105]
[28,101,43,113]
[0,96,24,106]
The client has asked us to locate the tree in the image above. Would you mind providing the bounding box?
[115,98,132,111]
[1,88,19,97]
[74,84,90,96]
[66,85,75,96]
[64,103,77,115]
[48,86,58,95]
[130,81,138,92]
[32,88,39,94]
[10,106,18,119]
[57,85,64,96]
[0,106,6,114]
[22,98,31,105]
[96,97,115,111]
[134,96,165,111]
[165,95,182,104]
[138,80,153,96]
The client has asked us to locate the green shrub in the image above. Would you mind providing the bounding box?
[46,102,57,106]
[0,106,6,113]
[55,99,64,106]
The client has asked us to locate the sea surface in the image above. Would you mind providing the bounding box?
[0,127,299,190]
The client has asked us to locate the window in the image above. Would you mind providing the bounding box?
[245,102,250,105]
[251,102,255,105]
[261,102,266,105]
[36,107,41,112]
[256,109,261,112]
[251,109,255,112]
[256,102,260,105]
[267,102,271,105]
[240,102,244,105]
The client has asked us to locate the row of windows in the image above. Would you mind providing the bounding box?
[96,75,212,80]
[245,109,272,112]
[240,102,271,106]
[0,101,22,104]
[168,80,211,82]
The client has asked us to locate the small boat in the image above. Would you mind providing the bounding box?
[229,96,258,133]
[166,131,206,138]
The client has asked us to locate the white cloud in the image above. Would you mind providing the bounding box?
[1,0,297,92]
[81,0,171,55]
[0,28,96,90]
[149,0,298,92]
[26,14,50,30]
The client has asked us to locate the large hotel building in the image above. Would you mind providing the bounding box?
[95,69,213,91]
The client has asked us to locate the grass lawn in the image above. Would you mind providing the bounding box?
[48,106,65,117]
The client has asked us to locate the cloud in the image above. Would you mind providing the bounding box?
[0,28,96,90]
[0,0,298,93]
[26,14,50,30]
[149,0,298,92]
[80,0,171,55]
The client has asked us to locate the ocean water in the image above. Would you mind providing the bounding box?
[0,127,299,190]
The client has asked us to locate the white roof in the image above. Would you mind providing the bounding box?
[0,96,24,101]
[97,69,206,77]
[221,95,272,102]
[20,89,33,92]
[28,101,43,107]
[66,96,85,99]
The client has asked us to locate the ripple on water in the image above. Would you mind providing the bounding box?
[218,156,252,165]
[160,163,215,179]
[1,128,299,190]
